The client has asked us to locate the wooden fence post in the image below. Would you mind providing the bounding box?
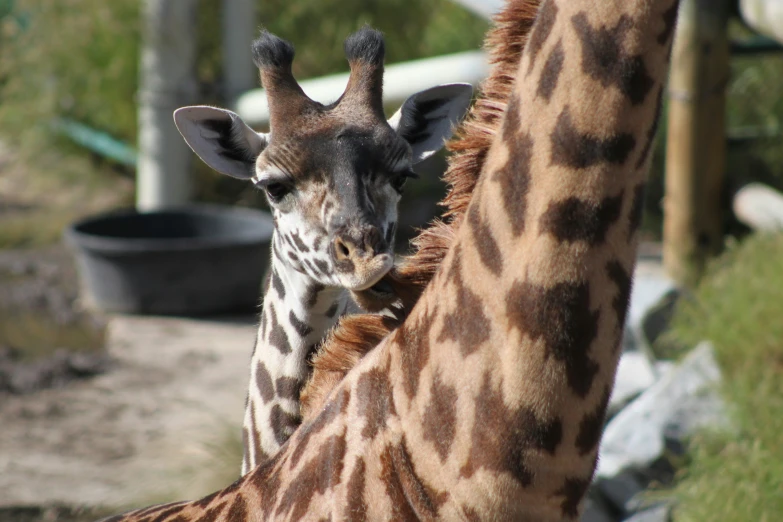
[663,0,731,287]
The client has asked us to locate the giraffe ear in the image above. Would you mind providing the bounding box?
[388,83,473,164]
[173,106,269,179]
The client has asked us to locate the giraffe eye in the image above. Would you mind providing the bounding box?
[263,182,291,203]
[390,169,418,194]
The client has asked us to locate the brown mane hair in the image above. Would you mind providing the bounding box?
[300,0,541,418]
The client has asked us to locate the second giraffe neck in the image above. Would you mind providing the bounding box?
[241,232,347,473]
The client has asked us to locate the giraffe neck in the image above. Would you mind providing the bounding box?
[379,0,676,517]
[241,231,347,473]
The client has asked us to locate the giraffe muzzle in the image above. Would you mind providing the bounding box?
[331,226,393,290]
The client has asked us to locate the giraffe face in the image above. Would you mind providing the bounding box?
[256,123,411,290]
[174,84,473,291]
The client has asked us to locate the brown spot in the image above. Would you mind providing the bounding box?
[270,404,300,445]
[576,385,611,455]
[290,387,350,467]
[325,301,340,318]
[277,433,348,521]
[460,374,562,485]
[468,202,502,276]
[437,251,490,357]
[422,373,458,461]
[248,454,283,515]
[291,231,310,252]
[494,95,534,236]
[255,362,275,403]
[380,439,449,520]
[527,0,559,73]
[628,183,646,238]
[506,280,600,397]
[249,405,266,465]
[461,505,482,522]
[304,283,325,309]
[288,251,300,263]
[356,367,396,439]
[555,477,591,517]
[314,258,330,274]
[271,269,285,299]
[571,12,654,105]
[226,495,247,520]
[539,193,623,245]
[550,107,636,169]
[537,39,565,102]
[635,86,664,170]
[397,309,437,399]
[345,458,368,521]
[658,1,680,45]
[267,304,292,355]
[290,310,314,338]
[606,259,633,337]
[276,376,302,401]
[191,501,226,522]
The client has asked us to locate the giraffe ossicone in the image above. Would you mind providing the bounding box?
[174,27,473,472]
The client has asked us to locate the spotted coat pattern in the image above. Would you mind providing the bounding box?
[102,0,679,519]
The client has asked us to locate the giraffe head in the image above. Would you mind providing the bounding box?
[174,27,472,291]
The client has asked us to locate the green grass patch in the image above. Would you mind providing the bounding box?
[658,232,783,521]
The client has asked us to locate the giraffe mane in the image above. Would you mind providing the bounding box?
[300,0,541,420]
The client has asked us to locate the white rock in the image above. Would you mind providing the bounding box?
[608,352,657,416]
[597,342,726,477]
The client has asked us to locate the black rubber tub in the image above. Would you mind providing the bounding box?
[64,204,273,315]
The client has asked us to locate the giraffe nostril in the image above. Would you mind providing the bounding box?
[333,237,354,261]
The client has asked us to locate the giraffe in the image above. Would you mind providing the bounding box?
[174,27,473,473]
[102,0,679,519]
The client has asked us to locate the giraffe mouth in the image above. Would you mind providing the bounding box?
[367,278,393,298]
[338,252,394,291]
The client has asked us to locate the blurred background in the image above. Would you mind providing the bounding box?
[0,0,782,521]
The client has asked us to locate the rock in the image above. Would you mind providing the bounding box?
[596,342,727,478]
[608,352,658,418]
[581,492,617,522]
[595,470,646,516]
[622,503,671,522]
[0,349,112,394]
[622,262,676,362]
[640,288,680,351]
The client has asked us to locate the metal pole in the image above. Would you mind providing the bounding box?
[136,0,198,211]
[663,0,730,287]
[222,0,257,107]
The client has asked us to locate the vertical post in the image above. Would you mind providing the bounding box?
[222,0,257,106]
[663,0,730,287]
[137,0,198,211]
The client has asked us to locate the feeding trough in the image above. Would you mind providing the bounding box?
[65,204,273,316]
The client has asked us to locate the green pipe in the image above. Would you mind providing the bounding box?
[51,118,138,167]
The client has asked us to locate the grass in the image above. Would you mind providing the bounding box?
[656,232,783,521]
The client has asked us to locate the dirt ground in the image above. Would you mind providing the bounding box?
[0,207,256,519]
[0,295,255,517]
